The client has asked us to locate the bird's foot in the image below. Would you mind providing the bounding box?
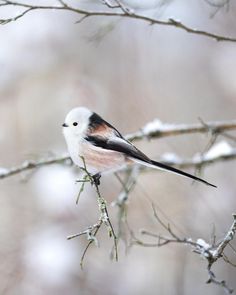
[92,173,101,186]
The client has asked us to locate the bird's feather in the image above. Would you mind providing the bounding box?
[86,135,151,163]
[85,135,216,187]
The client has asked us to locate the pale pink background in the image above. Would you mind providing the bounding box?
[0,1,236,294]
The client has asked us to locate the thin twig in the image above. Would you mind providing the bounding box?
[68,156,118,266]
[75,174,90,204]
[223,254,236,268]
[111,167,140,251]
[79,224,101,268]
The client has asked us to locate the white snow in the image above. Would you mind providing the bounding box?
[204,141,234,160]
[142,119,163,134]
[161,152,181,163]
[0,167,8,175]
[193,140,234,162]
[142,119,176,135]
[196,238,211,250]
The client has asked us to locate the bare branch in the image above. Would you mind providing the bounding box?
[0,6,35,24]
[1,0,236,42]
[205,0,231,18]
[223,254,236,268]
[204,0,230,9]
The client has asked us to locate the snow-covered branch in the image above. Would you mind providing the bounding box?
[210,214,236,263]
[0,154,71,179]
[0,120,236,180]
[130,205,236,294]
[160,141,236,168]
[1,0,236,42]
[126,119,236,141]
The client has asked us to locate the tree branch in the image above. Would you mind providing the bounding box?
[210,214,236,262]
[67,156,118,268]
[0,119,236,180]
[158,148,236,169]
[0,0,236,42]
[130,205,236,294]
[0,154,71,179]
[126,119,236,141]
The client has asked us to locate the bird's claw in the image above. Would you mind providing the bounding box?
[92,173,101,186]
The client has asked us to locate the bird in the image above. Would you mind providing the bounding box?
[62,107,216,188]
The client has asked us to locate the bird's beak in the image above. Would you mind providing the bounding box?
[62,123,69,127]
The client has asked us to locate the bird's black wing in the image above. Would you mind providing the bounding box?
[86,135,216,188]
[86,135,151,163]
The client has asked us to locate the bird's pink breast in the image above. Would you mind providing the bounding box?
[80,142,126,173]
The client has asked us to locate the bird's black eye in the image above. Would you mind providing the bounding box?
[73,122,78,126]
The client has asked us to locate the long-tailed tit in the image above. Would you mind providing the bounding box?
[62,107,216,187]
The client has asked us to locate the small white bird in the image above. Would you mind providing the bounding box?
[62,107,216,187]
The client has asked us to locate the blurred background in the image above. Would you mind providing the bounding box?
[0,0,236,294]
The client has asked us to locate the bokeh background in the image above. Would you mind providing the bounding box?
[0,0,236,294]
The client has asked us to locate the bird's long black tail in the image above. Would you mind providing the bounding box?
[150,160,217,188]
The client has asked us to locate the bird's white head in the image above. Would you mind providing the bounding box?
[62,107,92,140]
